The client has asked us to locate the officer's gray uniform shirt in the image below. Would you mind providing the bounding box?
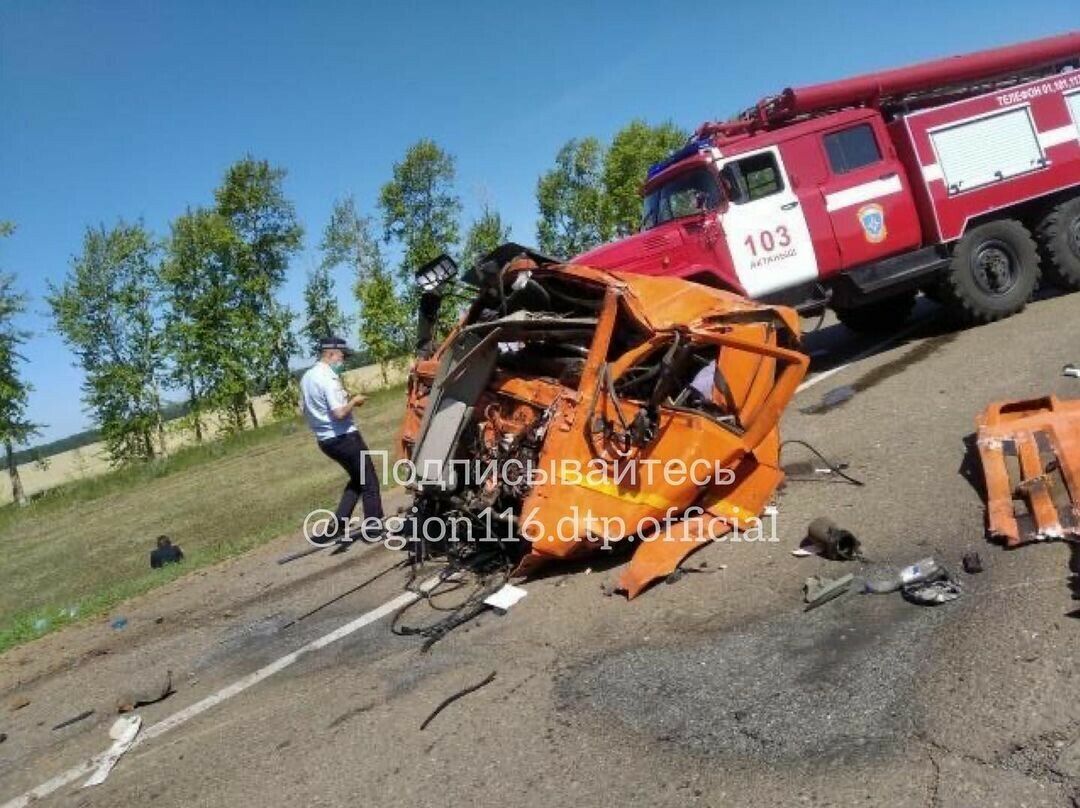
[300,362,357,442]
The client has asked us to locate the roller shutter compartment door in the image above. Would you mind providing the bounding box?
[1068,91,1080,137]
[930,107,1044,195]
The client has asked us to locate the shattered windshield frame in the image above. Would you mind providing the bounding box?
[641,167,723,230]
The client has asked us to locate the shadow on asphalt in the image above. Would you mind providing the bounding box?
[800,286,1074,377]
[800,298,942,375]
[957,433,985,499]
[524,542,635,584]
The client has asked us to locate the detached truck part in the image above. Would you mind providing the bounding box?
[576,32,1080,330]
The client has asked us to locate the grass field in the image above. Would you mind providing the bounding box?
[1,362,411,507]
[0,384,407,653]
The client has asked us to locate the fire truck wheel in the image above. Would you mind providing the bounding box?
[1037,196,1080,291]
[941,219,1040,325]
[833,292,916,334]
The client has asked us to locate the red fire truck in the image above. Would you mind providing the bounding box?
[576,33,1080,331]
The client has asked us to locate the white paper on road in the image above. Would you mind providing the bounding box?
[484,583,527,611]
[83,715,142,788]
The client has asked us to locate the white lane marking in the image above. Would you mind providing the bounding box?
[2,577,437,808]
[83,716,141,788]
[797,316,930,395]
[824,175,903,212]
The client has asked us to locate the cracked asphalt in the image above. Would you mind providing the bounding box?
[2,290,1080,807]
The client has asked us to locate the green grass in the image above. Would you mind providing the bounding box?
[0,383,407,654]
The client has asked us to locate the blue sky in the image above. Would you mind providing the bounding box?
[1,0,1074,444]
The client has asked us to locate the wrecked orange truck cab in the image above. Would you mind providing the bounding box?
[398,246,809,597]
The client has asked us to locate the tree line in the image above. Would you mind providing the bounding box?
[0,119,686,502]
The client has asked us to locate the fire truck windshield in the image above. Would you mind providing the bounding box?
[641,167,722,230]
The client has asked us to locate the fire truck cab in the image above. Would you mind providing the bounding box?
[576,32,1080,331]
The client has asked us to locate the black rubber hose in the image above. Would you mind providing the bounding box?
[779,439,865,487]
[420,671,497,731]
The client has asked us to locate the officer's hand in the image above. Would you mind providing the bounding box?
[351,394,367,408]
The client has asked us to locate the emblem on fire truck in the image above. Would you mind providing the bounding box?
[857,203,887,244]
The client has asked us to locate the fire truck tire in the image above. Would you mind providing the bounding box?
[1037,196,1080,290]
[940,219,1039,325]
[833,292,916,334]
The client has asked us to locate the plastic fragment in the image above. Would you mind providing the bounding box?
[83,715,142,788]
[902,577,962,605]
[803,573,854,611]
[483,584,527,613]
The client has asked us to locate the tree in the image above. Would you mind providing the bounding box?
[301,265,346,356]
[321,197,408,384]
[603,120,687,237]
[48,222,165,464]
[378,139,461,283]
[355,264,408,386]
[161,207,244,441]
[461,206,511,271]
[265,300,301,418]
[214,157,304,424]
[378,140,463,349]
[535,137,609,258]
[321,195,369,270]
[0,223,41,505]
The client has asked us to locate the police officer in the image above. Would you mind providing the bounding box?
[300,336,385,542]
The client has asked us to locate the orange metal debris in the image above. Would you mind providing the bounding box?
[399,252,808,598]
[975,396,1080,547]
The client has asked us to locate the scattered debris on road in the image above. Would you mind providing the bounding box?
[483,583,527,613]
[420,671,496,731]
[864,557,945,595]
[51,709,95,731]
[83,715,141,788]
[778,439,864,486]
[393,554,509,651]
[975,395,1080,546]
[860,556,964,606]
[803,573,854,611]
[805,517,862,560]
[902,572,963,606]
[962,551,984,574]
[117,670,174,713]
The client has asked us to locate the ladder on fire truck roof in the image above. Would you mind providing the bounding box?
[695,31,1080,142]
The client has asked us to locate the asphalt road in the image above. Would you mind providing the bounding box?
[3,290,1080,808]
